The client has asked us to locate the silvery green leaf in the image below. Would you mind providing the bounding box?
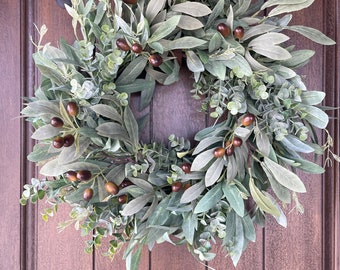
[106,164,125,186]
[115,15,132,36]
[249,177,280,217]
[142,195,158,221]
[226,155,237,180]
[40,159,100,176]
[234,126,252,139]
[268,0,315,17]
[261,0,307,10]
[280,50,315,69]
[248,33,291,60]
[193,136,223,155]
[194,183,222,213]
[289,157,325,174]
[22,100,60,117]
[116,79,155,94]
[242,214,256,242]
[58,138,91,165]
[242,24,278,41]
[205,0,224,28]
[254,127,270,156]
[31,125,60,140]
[205,61,226,80]
[186,50,204,73]
[298,104,329,129]
[91,104,122,123]
[178,15,204,30]
[271,65,296,79]
[182,212,197,245]
[222,183,245,217]
[148,15,181,43]
[230,215,245,266]
[261,163,291,203]
[233,0,251,17]
[300,91,325,105]
[96,122,130,143]
[145,0,166,24]
[27,144,59,162]
[287,25,335,45]
[191,149,214,171]
[245,50,268,71]
[227,5,234,32]
[159,37,207,51]
[281,135,314,153]
[124,106,139,150]
[264,192,287,227]
[208,33,223,53]
[171,2,212,17]
[116,57,148,85]
[121,193,153,216]
[180,181,205,203]
[140,78,156,110]
[205,158,225,186]
[223,54,253,76]
[263,157,306,193]
[128,177,153,192]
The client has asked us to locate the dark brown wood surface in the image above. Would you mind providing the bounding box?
[0,0,338,269]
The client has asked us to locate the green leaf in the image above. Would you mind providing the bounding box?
[298,104,329,129]
[289,157,325,174]
[182,212,197,245]
[106,164,125,185]
[263,157,306,193]
[178,15,204,30]
[91,104,122,123]
[222,183,245,217]
[121,193,153,216]
[96,122,130,143]
[27,144,59,162]
[116,57,148,85]
[116,79,157,94]
[224,54,253,77]
[180,180,205,204]
[148,15,181,43]
[124,106,139,150]
[230,215,245,266]
[31,125,60,140]
[40,159,100,176]
[300,91,325,105]
[242,214,256,242]
[186,50,205,73]
[193,136,223,155]
[194,183,223,213]
[205,0,224,28]
[128,177,154,192]
[191,149,214,171]
[243,24,278,41]
[281,135,314,153]
[58,138,91,165]
[262,0,315,17]
[280,50,315,69]
[205,158,225,186]
[248,33,291,60]
[249,177,280,217]
[145,0,167,24]
[160,37,207,51]
[254,127,270,156]
[171,2,212,17]
[288,25,335,45]
[140,78,156,110]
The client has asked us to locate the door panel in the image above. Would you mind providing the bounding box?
[0,0,338,269]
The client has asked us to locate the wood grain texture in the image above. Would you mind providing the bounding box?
[264,0,326,269]
[35,1,93,269]
[0,1,22,269]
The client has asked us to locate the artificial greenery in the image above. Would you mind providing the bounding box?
[21,0,338,269]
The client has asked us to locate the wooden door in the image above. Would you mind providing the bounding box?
[1,0,339,269]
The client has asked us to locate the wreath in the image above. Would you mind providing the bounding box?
[21,0,338,269]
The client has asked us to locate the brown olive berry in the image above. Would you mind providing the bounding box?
[119,179,133,189]
[116,38,130,51]
[232,137,243,147]
[172,182,183,192]
[241,113,255,126]
[63,134,75,147]
[148,54,163,67]
[181,163,191,174]
[66,102,78,117]
[65,171,77,181]
[77,170,92,181]
[53,136,64,149]
[118,194,128,204]
[213,147,225,158]
[83,188,94,201]
[50,117,64,128]
[233,26,245,40]
[131,43,143,54]
[123,0,137,4]
[217,23,231,38]
[226,145,235,156]
[105,181,119,195]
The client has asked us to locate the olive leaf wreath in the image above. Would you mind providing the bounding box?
[20,0,338,269]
